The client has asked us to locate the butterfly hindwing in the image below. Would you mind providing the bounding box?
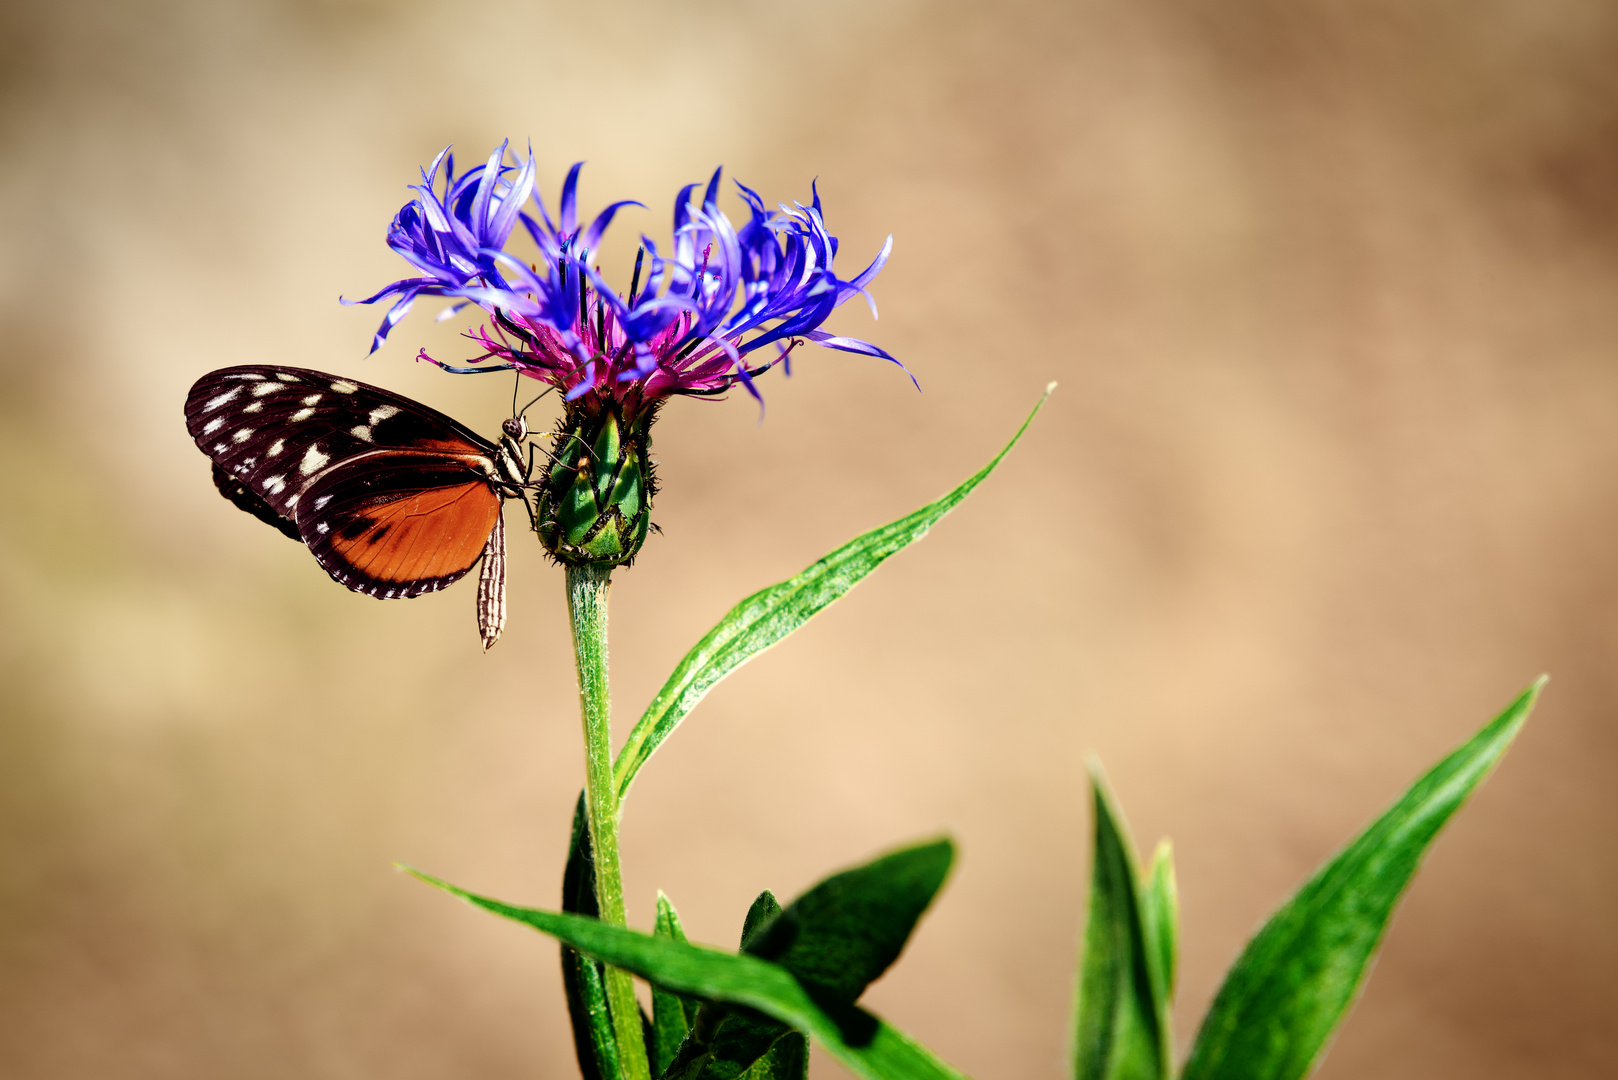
[298,453,503,598]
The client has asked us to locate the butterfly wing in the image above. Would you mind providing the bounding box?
[298,453,502,598]
[185,365,507,599]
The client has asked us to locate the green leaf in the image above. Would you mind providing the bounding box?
[561,793,625,1080]
[653,892,702,1076]
[613,384,1057,804]
[738,1032,810,1080]
[1141,841,1179,1005]
[405,869,971,1080]
[740,890,783,948]
[1181,678,1544,1080]
[1072,766,1172,1080]
[750,839,954,1008]
[666,840,954,1080]
[668,890,791,1080]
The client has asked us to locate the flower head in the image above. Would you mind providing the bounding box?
[349,143,903,416]
[347,143,902,568]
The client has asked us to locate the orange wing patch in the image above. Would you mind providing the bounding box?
[322,480,501,592]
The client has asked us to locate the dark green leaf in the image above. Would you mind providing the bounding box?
[405,869,971,1080]
[662,1005,786,1080]
[561,793,624,1080]
[653,892,702,1076]
[1181,678,1543,1080]
[751,839,954,1010]
[613,385,1057,803]
[669,836,952,1080]
[1072,766,1171,1080]
[738,1032,810,1080]
[740,890,783,948]
[665,891,791,1080]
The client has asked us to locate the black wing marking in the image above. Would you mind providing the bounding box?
[184,365,499,524]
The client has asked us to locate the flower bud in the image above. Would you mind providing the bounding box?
[535,400,657,567]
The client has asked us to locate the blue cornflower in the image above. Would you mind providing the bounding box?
[349,142,903,409]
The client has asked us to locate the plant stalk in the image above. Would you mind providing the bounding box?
[566,563,651,1080]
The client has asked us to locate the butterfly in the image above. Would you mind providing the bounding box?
[184,364,541,649]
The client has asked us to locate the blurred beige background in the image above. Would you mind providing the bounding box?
[3,0,1616,1077]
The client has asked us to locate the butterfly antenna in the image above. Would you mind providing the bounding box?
[517,385,555,421]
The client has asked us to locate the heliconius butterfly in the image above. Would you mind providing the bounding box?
[184,364,541,650]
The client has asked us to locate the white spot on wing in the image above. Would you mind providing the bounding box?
[275,372,300,382]
[301,394,322,406]
[234,373,265,381]
[268,439,284,457]
[369,405,399,424]
[263,475,286,495]
[300,444,330,476]
[232,428,254,443]
[252,382,280,397]
[243,401,263,414]
[313,495,332,510]
[315,522,329,534]
[350,425,373,442]
[285,494,298,509]
[291,408,315,421]
[202,417,225,435]
[203,387,241,412]
[330,380,358,394]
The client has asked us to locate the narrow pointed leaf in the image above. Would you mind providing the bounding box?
[1181,678,1543,1080]
[653,892,701,1076]
[1141,841,1179,1004]
[405,869,971,1080]
[1073,766,1171,1080]
[561,793,624,1080]
[613,384,1057,802]
[577,954,626,1080]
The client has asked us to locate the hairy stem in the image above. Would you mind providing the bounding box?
[566,563,650,1080]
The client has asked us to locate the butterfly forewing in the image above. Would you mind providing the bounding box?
[211,463,302,541]
[184,365,500,526]
[299,454,502,598]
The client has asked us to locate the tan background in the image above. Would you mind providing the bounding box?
[2,1,1615,1077]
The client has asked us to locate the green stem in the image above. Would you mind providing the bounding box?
[566,563,651,1080]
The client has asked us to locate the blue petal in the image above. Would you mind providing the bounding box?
[559,161,584,236]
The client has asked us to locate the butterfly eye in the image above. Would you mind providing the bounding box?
[502,416,528,440]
